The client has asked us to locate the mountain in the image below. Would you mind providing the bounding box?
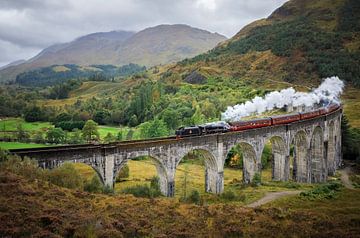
[116,24,227,66]
[0,59,26,70]
[0,24,226,82]
[170,0,360,88]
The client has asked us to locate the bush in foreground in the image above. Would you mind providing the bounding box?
[300,181,343,200]
[121,176,162,198]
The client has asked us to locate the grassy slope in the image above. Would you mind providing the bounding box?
[0,118,52,131]
[77,159,313,204]
[0,118,135,149]
[0,142,49,149]
[0,170,359,237]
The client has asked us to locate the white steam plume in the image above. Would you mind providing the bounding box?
[222,76,344,122]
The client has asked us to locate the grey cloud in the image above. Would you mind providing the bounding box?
[0,0,287,66]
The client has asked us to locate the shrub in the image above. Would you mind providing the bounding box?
[47,163,83,190]
[220,190,246,202]
[149,176,162,197]
[116,164,129,182]
[122,185,151,198]
[121,176,162,198]
[187,190,201,205]
[0,155,44,181]
[55,120,85,131]
[221,190,236,201]
[102,185,114,194]
[84,175,103,193]
[252,173,261,187]
[46,127,66,144]
[0,149,9,162]
[300,181,343,200]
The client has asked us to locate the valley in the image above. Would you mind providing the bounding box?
[0,0,359,237]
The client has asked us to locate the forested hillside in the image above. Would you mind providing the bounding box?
[15,64,145,87]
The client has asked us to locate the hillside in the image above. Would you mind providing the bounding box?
[0,24,226,82]
[170,0,360,88]
[1,169,359,237]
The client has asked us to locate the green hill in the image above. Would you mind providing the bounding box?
[15,64,145,87]
[176,0,360,87]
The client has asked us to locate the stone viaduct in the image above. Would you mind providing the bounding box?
[10,108,342,197]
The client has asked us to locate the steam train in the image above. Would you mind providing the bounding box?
[175,103,341,137]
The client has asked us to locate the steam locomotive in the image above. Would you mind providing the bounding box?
[175,104,341,138]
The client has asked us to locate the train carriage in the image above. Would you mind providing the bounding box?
[300,110,320,120]
[271,113,300,125]
[229,118,272,131]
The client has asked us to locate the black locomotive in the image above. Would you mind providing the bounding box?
[175,121,230,137]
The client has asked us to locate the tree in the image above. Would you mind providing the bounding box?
[24,106,43,122]
[33,131,44,144]
[191,105,205,125]
[69,128,84,144]
[93,110,111,125]
[342,115,360,160]
[48,163,83,189]
[160,109,180,129]
[126,129,134,140]
[104,132,116,143]
[54,112,72,123]
[116,131,123,141]
[84,175,103,193]
[46,127,66,144]
[129,114,138,127]
[139,119,169,139]
[16,123,30,142]
[82,120,99,142]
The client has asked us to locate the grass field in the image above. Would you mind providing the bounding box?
[0,118,137,141]
[38,81,126,107]
[0,142,50,149]
[74,158,312,204]
[0,118,52,131]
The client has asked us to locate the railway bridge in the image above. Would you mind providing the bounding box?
[10,108,342,197]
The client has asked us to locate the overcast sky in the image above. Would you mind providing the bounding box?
[0,0,287,67]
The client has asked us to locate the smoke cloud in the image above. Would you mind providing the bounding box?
[222,76,344,122]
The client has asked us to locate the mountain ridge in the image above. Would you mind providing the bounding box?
[0,24,226,82]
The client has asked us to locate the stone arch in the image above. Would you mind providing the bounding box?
[292,130,309,182]
[238,142,259,184]
[265,136,287,181]
[42,159,107,187]
[310,126,327,182]
[327,121,336,175]
[113,155,169,196]
[176,148,221,194]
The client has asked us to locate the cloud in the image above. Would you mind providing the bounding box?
[0,0,287,66]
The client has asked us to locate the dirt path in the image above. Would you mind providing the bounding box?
[246,191,302,208]
[339,167,355,189]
